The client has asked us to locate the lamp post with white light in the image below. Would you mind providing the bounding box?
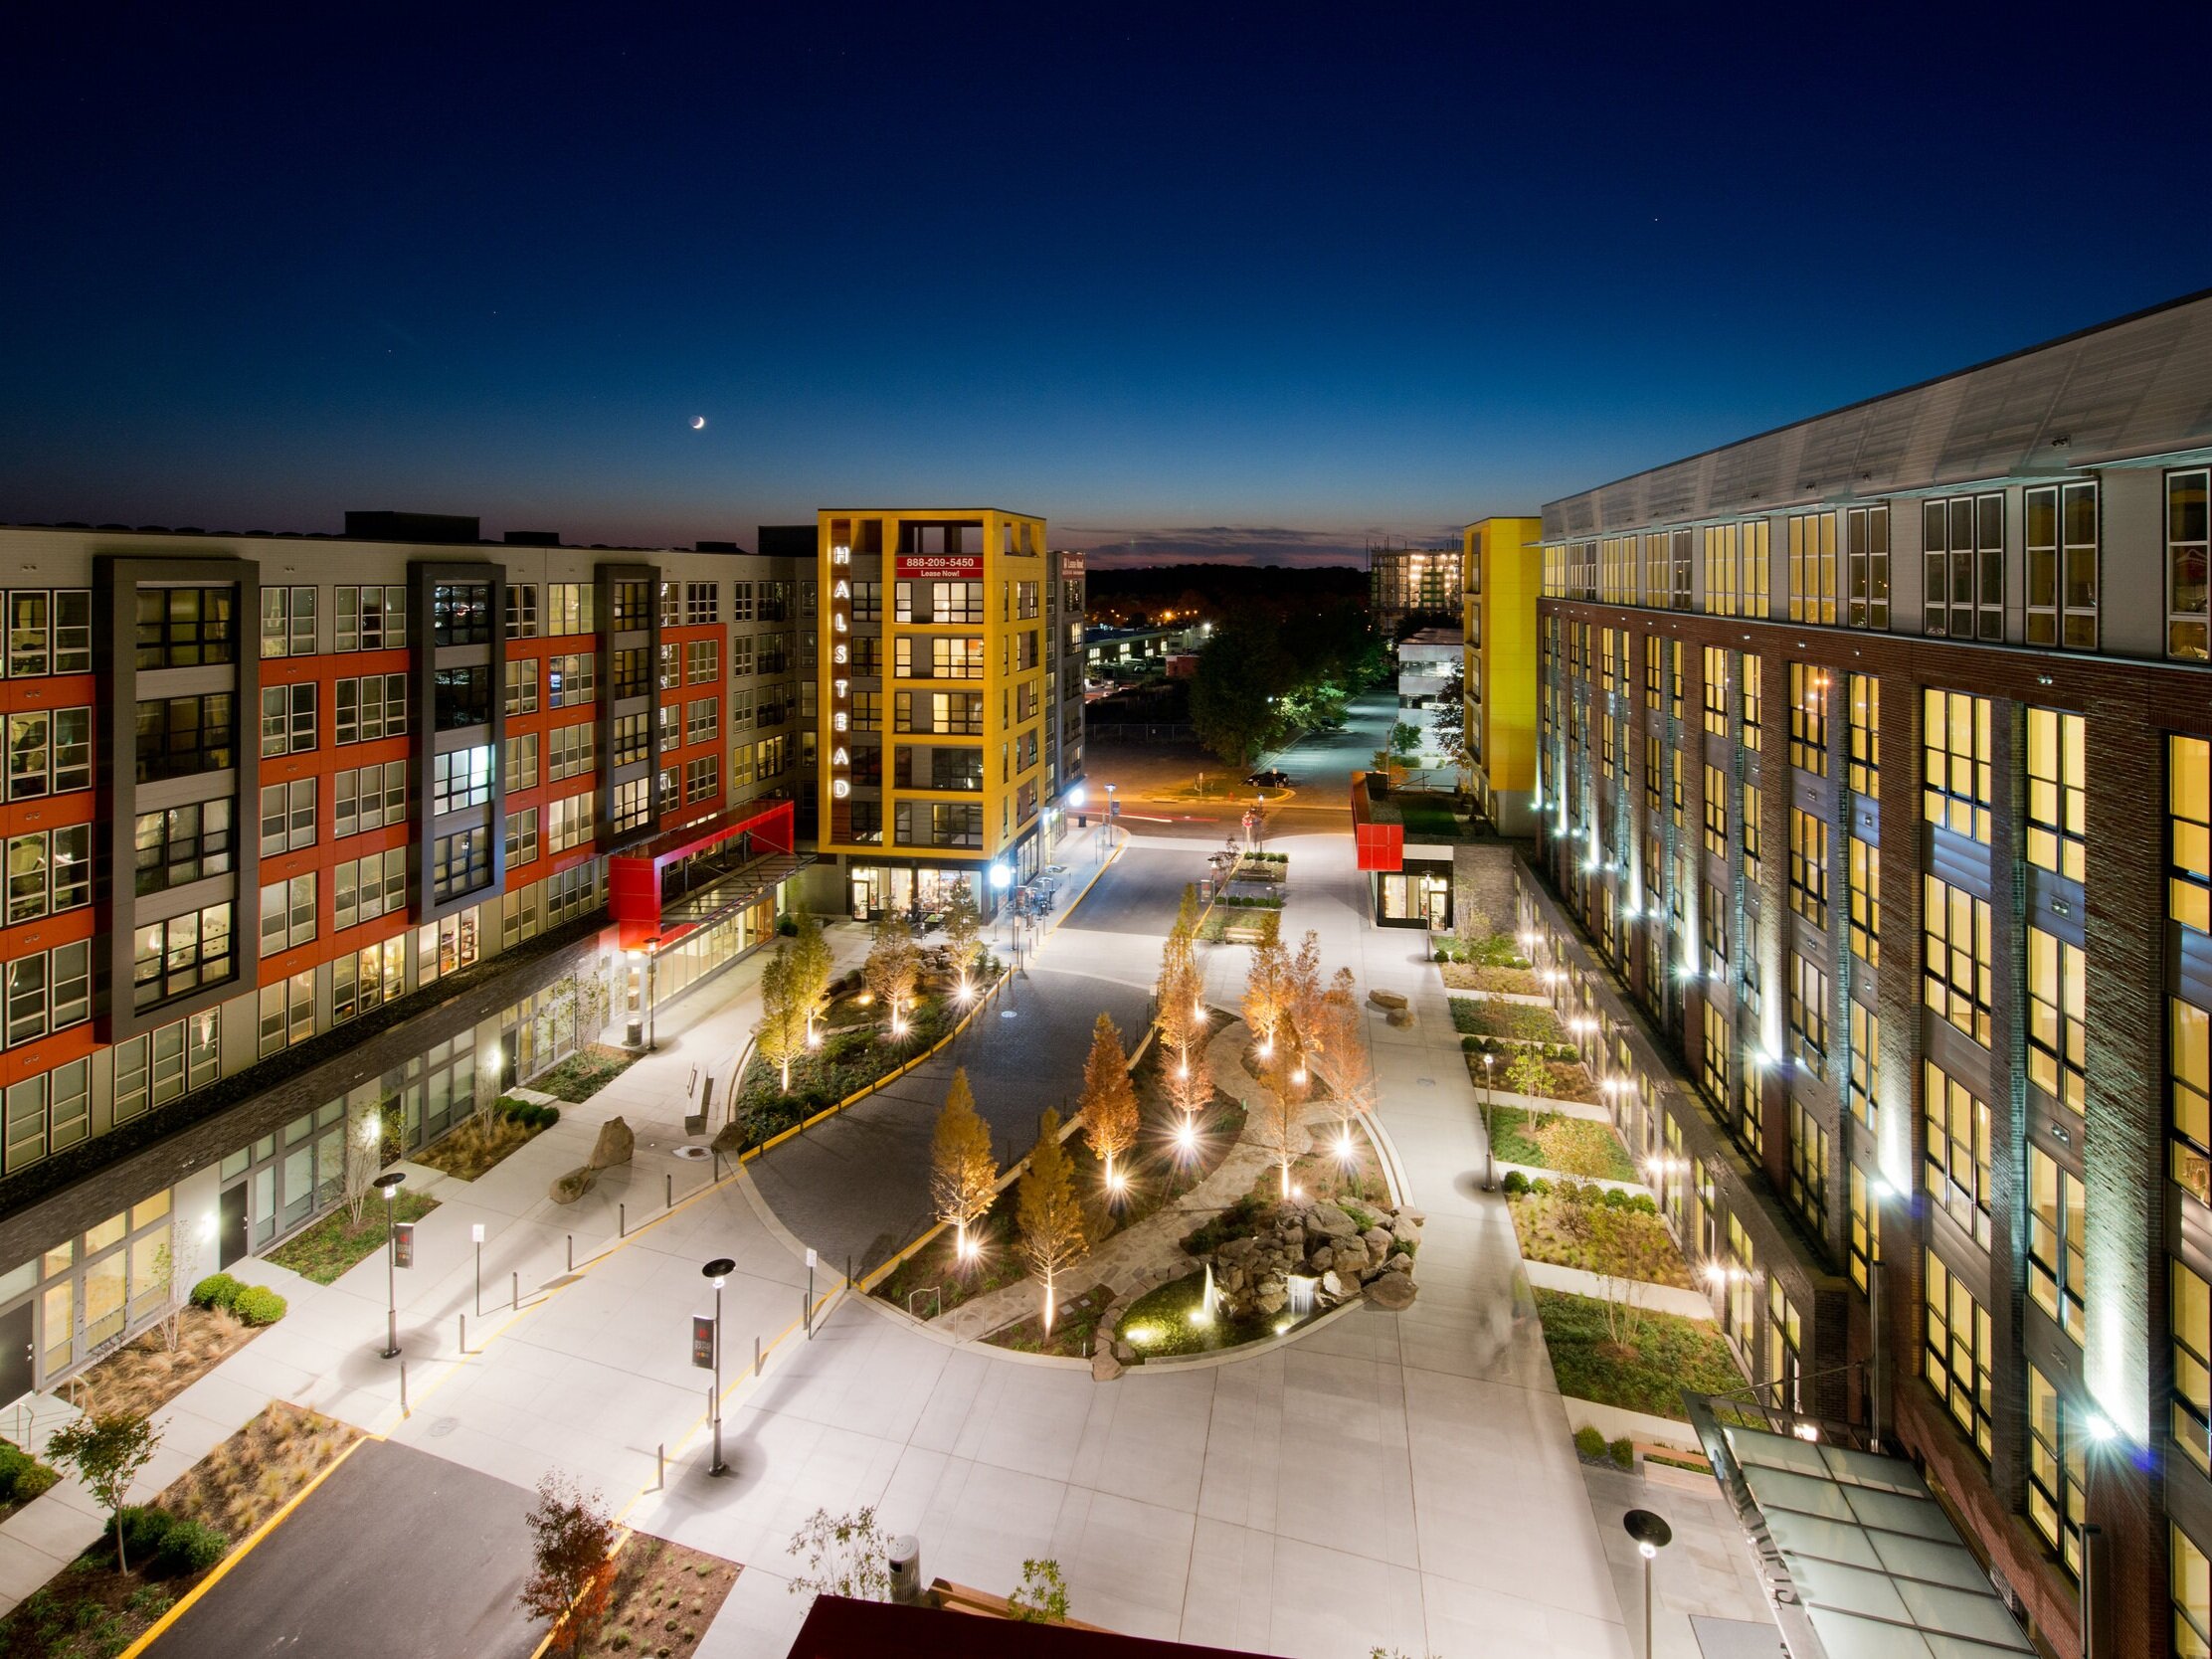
[373,1171,406,1358]
[1479,1052,1496,1191]
[703,1257,735,1475]
[1623,1509,1672,1659]
[2081,1409,2118,1659]
[1867,1173,1900,1453]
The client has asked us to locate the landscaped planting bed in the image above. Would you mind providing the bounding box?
[416,1099,560,1181]
[1506,1187,1694,1288]
[532,1045,640,1103]
[267,1190,441,1285]
[580,1533,741,1658]
[69,1303,268,1419]
[1486,1106,1636,1181]
[1531,1289,1745,1419]
[1115,1268,1277,1359]
[0,1402,354,1659]
[1439,963,1545,996]
[1449,997,1569,1046]
[1466,1048,1599,1105]
[984,1283,1115,1359]
[732,993,954,1142]
[0,1439,59,1525]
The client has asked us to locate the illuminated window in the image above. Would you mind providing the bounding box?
[1924,492,2004,642]
[1701,1000,1730,1107]
[1847,1001,1879,1134]
[1702,646,1729,736]
[2026,927,2086,1112]
[1787,511,1836,624]
[1923,1248,1992,1458]
[2026,708,2086,882]
[1847,1165,1879,1293]
[1704,765,1729,858]
[2173,736,2212,933]
[2026,1366,2086,1580]
[1788,1100,1827,1235]
[1788,808,1827,928]
[1702,882,1728,981]
[1848,673,1879,799]
[1788,663,1829,775]
[1845,504,1890,630]
[2168,469,2209,661]
[2173,997,2212,1207]
[2026,1145,2086,1344]
[1740,653,1760,752]
[1848,836,1879,966]
[1742,782,1760,880]
[2174,1521,2212,1658]
[1923,1060,1991,1249]
[2176,1260,2212,1476]
[1922,689,1992,843]
[1923,875,1992,1046]
[1787,953,1827,1060]
[2025,481,2097,649]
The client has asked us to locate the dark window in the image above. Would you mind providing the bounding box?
[432,582,493,646]
[134,802,235,895]
[134,587,236,670]
[135,693,235,782]
[432,666,492,730]
[611,647,650,699]
[433,827,492,901]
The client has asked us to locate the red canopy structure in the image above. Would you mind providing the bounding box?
[607,798,802,949]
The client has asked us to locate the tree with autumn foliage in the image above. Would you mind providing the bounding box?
[930,1068,998,1266]
[1153,885,1204,1080]
[1017,1110,1089,1334]
[1252,1042,1309,1199]
[1303,966,1376,1138]
[862,912,921,1035]
[1078,1014,1140,1197]
[518,1471,618,1654]
[1242,912,1291,1055]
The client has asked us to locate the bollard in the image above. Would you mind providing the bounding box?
[846,1254,853,1292]
[666,1172,673,1209]
[512,1270,519,1311]
[620,1201,626,1238]
[657,1442,665,1490]
[567,1233,574,1272]
[400,1362,410,1416]
[460,1313,466,1354]
[804,1286,812,1339]
[754,1335,762,1378]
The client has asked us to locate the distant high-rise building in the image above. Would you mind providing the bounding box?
[1368,542,1461,634]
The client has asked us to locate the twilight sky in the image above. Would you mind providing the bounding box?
[4,7,2205,568]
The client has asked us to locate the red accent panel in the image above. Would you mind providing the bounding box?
[1350,774,1402,872]
[607,798,795,947]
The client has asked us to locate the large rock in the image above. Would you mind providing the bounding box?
[1306,1203,1359,1240]
[711,1120,746,1159]
[1384,1251,1414,1275]
[1309,1245,1335,1273]
[1321,1270,1351,1300]
[1334,1236,1373,1273]
[1092,1350,1124,1382]
[1367,989,1408,1013]
[550,1166,598,1204]
[1369,1272,1418,1311]
[1385,1007,1416,1029]
[589,1116,635,1170]
[1360,1226,1392,1257]
[1221,1235,1262,1265]
[1256,1287,1287,1315]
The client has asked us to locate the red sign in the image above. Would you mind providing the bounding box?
[895,553,984,581]
[393,1221,415,1270]
[692,1316,717,1370]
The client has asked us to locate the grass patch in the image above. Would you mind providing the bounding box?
[1393,797,1463,839]
[1115,1268,1277,1360]
[1440,963,1544,996]
[0,1402,353,1659]
[68,1303,265,1421]
[1488,1106,1636,1181]
[416,1106,552,1181]
[1532,1289,1745,1420]
[1507,1192,1695,1288]
[1450,997,1568,1045]
[267,1190,440,1285]
[984,1283,1114,1359]
[531,1044,639,1103]
[579,1533,740,1658]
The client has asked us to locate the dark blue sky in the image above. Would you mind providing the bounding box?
[4,6,2205,566]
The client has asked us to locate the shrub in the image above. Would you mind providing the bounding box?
[1628,1193,1658,1214]
[1530,1178,1553,1197]
[98,1505,175,1564]
[190,1273,243,1311]
[1608,1436,1635,1471]
[230,1286,288,1327]
[14,1464,58,1500]
[1501,1171,1529,1197]
[0,1442,30,1498]
[154,1518,230,1576]
[1601,1187,1630,1209]
[1572,1425,1606,1461]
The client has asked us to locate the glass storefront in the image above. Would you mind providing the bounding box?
[1377,865,1451,929]
[848,863,975,921]
[651,889,778,1007]
[29,1192,174,1381]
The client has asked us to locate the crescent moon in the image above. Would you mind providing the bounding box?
[691,416,706,430]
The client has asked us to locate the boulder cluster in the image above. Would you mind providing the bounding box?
[1209,1198,1423,1315]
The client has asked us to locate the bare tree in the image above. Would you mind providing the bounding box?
[787,1507,892,1602]
[1251,1045,1308,1199]
[1241,913,1291,1056]
[930,1068,998,1265]
[789,908,834,1046]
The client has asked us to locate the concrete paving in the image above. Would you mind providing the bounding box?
[153,1437,539,1659]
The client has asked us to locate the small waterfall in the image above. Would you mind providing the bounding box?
[1194,1264,1218,1326]
[1286,1275,1317,1317]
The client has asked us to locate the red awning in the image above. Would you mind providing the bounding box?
[608,798,797,947]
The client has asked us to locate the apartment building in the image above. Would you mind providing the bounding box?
[0,503,1090,1401]
[1530,287,2212,1659]
[1367,542,1462,635]
[1461,516,1542,833]
[807,508,1077,919]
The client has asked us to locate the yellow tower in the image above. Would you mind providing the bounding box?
[817,508,1051,918]
[1462,516,1543,834]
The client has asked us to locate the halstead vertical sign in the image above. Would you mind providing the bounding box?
[829,519,852,841]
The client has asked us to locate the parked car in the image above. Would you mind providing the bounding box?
[1246,769,1291,789]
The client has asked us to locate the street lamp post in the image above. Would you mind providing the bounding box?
[373,1171,406,1358]
[1480,1052,1496,1191]
[1104,783,1117,847]
[1868,1174,1899,1454]
[703,1257,735,1475]
[2081,1410,2118,1659]
[645,938,660,1051]
[1623,1509,1673,1659]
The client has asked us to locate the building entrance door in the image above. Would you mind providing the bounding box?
[0,1302,29,1407]
[219,1183,249,1269]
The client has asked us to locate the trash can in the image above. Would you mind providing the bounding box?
[887,1535,923,1604]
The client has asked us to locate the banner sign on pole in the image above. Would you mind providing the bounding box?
[692,1316,716,1370]
[393,1221,416,1269]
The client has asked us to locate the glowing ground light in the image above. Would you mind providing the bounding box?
[1188,1306,1212,1329]
[1109,1171,1127,1193]
[1125,1324,1159,1345]
[1175,1120,1198,1155]
[1337,1132,1356,1161]
[1274,1320,1291,1335]
[1193,1002,1205,1020]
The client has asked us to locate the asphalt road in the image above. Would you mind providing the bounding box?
[154,1438,539,1659]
